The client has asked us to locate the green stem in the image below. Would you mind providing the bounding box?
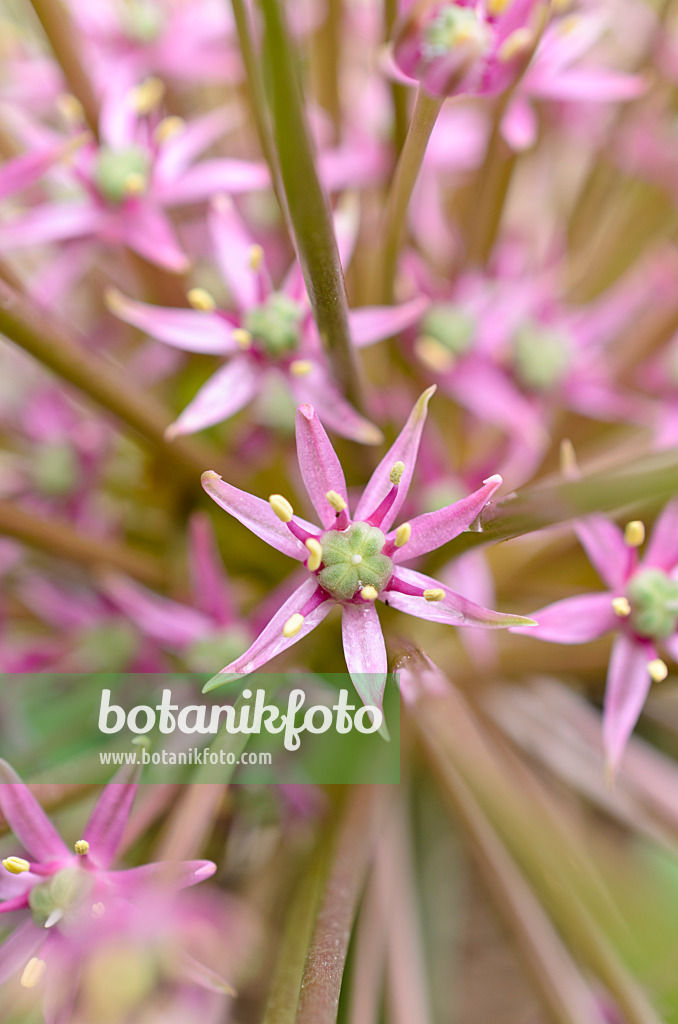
[379,87,443,302]
[461,95,516,266]
[29,0,100,136]
[0,278,222,483]
[258,0,363,410]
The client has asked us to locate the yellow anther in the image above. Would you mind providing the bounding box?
[551,0,571,11]
[424,589,445,602]
[395,523,411,548]
[123,172,146,196]
[648,658,669,683]
[414,335,456,373]
[129,77,165,115]
[21,958,46,990]
[498,27,534,61]
[232,328,252,350]
[282,613,304,638]
[361,586,379,601]
[187,287,216,311]
[56,93,84,124]
[326,490,347,513]
[390,461,405,485]
[74,839,89,856]
[2,856,30,874]
[104,286,124,314]
[612,597,631,618]
[154,115,185,144]
[248,244,264,271]
[91,902,106,918]
[269,494,294,523]
[289,359,313,377]
[558,13,581,33]
[624,520,645,548]
[305,538,322,572]
[488,0,512,13]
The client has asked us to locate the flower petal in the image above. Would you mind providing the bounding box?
[295,404,349,527]
[341,602,388,715]
[101,572,213,647]
[110,859,216,892]
[0,202,104,249]
[122,203,189,272]
[353,386,436,531]
[643,499,678,572]
[385,567,535,629]
[106,290,237,354]
[509,592,617,643]
[155,108,239,181]
[574,517,628,590]
[189,512,236,626]
[203,580,332,690]
[289,365,383,445]
[603,633,655,774]
[0,919,45,986]
[348,296,429,348]
[201,472,317,560]
[157,158,270,205]
[0,761,70,862]
[208,195,260,309]
[392,475,502,563]
[83,767,138,869]
[166,358,259,438]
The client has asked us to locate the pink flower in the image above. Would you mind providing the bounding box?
[201,387,533,715]
[511,503,678,773]
[107,196,426,444]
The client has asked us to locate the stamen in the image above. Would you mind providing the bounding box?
[123,172,146,196]
[390,461,405,485]
[21,958,46,990]
[129,77,165,115]
[414,335,456,373]
[424,589,445,602]
[305,538,322,572]
[624,520,645,548]
[269,494,294,522]
[395,523,411,547]
[648,658,668,683]
[154,115,185,144]
[498,27,533,61]
[612,597,631,617]
[326,490,347,513]
[289,360,313,377]
[361,586,379,601]
[74,839,89,856]
[187,287,216,311]
[56,93,85,125]
[248,245,264,271]
[488,0,512,13]
[232,328,252,350]
[282,613,304,638]
[2,856,30,874]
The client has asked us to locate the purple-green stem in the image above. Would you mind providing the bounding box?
[379,87,444,302]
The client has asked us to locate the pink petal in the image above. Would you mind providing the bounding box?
[643,499,678,571]
[203,579,332,688]
[295,404,349,528]
[208,196,260,309]
[101,572,213,647]
[0,141,72,201]
[201,471,317,560]
[509,592,618,643]
[155,108,240,181]
[341,602,388,713]
[354,387,436,531]
[98,66,137,148]
[107,291,236,354]
[289,365,383,445]
[501,96,538,151]
[443,358,546,440]
[83,768,138,869]
[157,158,270,206]
[189,512,236,626]
[385,567,535,629]
[348,296,429,348]
[0,202,105,249]
[391,475,502,563]
[529,69,645,103]
[112,859,217,891]
[0,761,70,862]
[166,358,259,438]
[574,517,628,590]
[0,919,45,986]
[603,634,655,774]
[122,202,189,272]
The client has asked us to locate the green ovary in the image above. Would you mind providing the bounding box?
[421,304,475,356]
[512,322,573,392]
[626,568,678,640]
[423,5,489,57]
[94,146,150,204]
[244,293,303,358]
[318,522,393,602]
[123,1,165,42]
[29,867,94,928]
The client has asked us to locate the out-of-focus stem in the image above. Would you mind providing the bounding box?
[259,0,363,410]
[379,87,443,302]
[0,278,222,482]
[29,0,100,136]
[461,95,516,266]
[0,500,166,585]
[384,0,410,154]
[310,0,342,140]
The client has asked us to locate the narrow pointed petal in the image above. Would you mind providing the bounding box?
[201,472,317,560]
[289,366,383,445]
[189,512,236,625]
[157,159,269,205]
[203,580,332,690]
[44,948,80,1024]
[509,592,618,642]
[0,202,104,249]
[385,567,535,629]
[111,859,216,891]
[341,602,387,713]
[643,499,678,571]
[354,386,436,530]
[295,404,349,527]
[156,108,239,181]
[0,919,45,986]
[106,291,237,354]
[180,953,236,995]
[166,358,259,438]
[348,297,429,348]
[0,761,70,862]
[574,517,628,590]
[208,196,262,310]
[603,634,654,774]
[0,140,80,201]
[123,203,189,272]
[101,572,213,647]
[83,767,138,869]
[391,475,502,563]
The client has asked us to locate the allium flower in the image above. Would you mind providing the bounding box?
[0,762,218,1020]
[511,503,678,772]
[201,388,533,713]
[107,196,426,443]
